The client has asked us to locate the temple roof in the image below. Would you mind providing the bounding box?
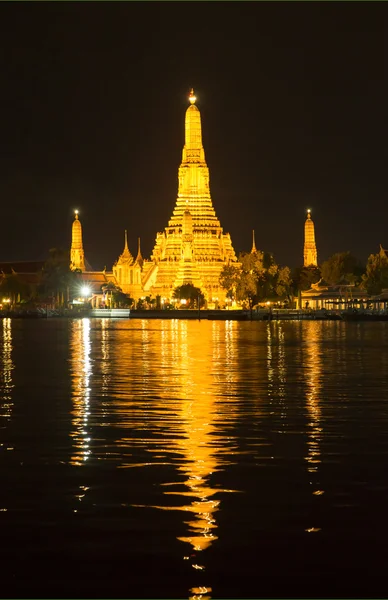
[116,230,134,265]
[0,261,45,274]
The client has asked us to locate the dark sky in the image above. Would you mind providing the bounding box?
[0,2,386,269]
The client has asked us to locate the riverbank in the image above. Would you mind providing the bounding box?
[1,307,388,320]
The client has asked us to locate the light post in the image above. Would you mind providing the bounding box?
[81,286,91,308]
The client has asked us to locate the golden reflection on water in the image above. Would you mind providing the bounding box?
[267,322,287,424]
[145,322,237,546]
[0,318,14,424]
[303,322,323,496]
[69,318,92,466]
[125,320,239,597]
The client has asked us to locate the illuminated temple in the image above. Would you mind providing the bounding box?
[141,89,237,301]
[69,89,237,303]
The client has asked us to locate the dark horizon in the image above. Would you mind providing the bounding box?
[0,3,386,270]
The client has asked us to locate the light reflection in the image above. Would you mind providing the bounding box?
[267,322,287,422]
[304,322,323,494]
[0,318,14,424]
[129,320,239,598]
[69,318,92,466]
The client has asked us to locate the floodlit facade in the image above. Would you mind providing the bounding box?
[112,232,143,297]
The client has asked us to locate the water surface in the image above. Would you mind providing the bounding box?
[1,318,388,598]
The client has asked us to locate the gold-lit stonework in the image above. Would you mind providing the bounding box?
[70,210,86,272]
[142,89,237,301]
[112,231,143,297]
[303,209,318,267]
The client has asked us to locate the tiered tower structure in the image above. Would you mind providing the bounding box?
[303,209,318,267]
[143,89,237,301]
[70,210,85,271]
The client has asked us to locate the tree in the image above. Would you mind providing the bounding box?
[219,250,293,308]
[40,248,77,306]
[362,247,388,295]
[292,266,321,293]
[321,252,363,286]
[219,264,240,300]
[173,283,205,308]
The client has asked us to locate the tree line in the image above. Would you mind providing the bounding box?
[1,245,388,309]
[219,246,388,307]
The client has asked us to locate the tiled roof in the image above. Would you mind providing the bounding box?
[0,261,45,274]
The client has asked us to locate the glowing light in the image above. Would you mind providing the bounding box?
[75,209,79,215]
[189,88,196,104]
[307,208,311,213]
[81,286,91,298]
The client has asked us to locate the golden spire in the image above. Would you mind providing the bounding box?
[251,229,257,253]
[304,209,318,267]
[70,209,85,272]
[136,237,143,267]
[184,88,202,151]
[119,230,133,263]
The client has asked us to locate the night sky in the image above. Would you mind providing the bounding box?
[0,2,386,270]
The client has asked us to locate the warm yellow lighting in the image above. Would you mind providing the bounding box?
[304,209,318,266]
[266,301,271,306]
[189,88,196,104]
[70,209,85,271]
[180,298,187,305]
[2,298,10,303]
[81,286,91,297]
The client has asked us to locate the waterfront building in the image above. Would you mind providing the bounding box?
[303,209,318,267]
[141,89,237,302]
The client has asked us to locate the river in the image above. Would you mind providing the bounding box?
[1,318,387,598]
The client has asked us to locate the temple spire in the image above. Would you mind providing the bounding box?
[124,229,129,251]
[70,209,85,272]
[184,87,203,152]
[251,229,257,253]
[303,209,318,267]
[136,237,143,267]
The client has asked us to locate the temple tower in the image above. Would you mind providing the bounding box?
[303,209,318,267]
[70,210,85,272]
[143,89,237,301]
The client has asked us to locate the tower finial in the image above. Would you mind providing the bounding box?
[124,229,128,250]
[74,209,79,220]
[189,88,196,105]
[251,229,257,253]
[307,208,311,219]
